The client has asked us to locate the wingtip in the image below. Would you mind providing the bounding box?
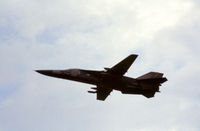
[130,54,138,57]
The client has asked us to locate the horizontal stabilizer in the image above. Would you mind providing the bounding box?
[137,72,167,90]
[138,77,167,84]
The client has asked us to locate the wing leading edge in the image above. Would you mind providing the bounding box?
[106,54,138,76]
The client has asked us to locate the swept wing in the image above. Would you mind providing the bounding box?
[97,86,112,101]
[88,86,112,101]
[105,54,138,76]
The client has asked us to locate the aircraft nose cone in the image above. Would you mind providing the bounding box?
[35,70,64,79]
[35,70,53,76]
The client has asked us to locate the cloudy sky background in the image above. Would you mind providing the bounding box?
[0,0,200,130]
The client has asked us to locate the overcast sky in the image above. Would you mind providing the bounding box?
[0,0,200,131]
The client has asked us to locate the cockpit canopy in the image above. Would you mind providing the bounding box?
[64,69,81,76]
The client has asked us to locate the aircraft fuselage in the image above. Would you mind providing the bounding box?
[36,69,165,95]
[36,54,167,100]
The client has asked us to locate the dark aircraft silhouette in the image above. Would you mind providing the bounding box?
[36,54,167,101]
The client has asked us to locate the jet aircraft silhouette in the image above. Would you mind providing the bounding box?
[36,54,167,101]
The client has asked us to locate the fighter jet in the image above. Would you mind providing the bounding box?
[36,54,167,101]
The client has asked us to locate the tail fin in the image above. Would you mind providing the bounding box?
[136,72,167,90]
[136,72,167,98]
[137,72,163,80]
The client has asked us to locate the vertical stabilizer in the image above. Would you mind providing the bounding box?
[137,72,163,80]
